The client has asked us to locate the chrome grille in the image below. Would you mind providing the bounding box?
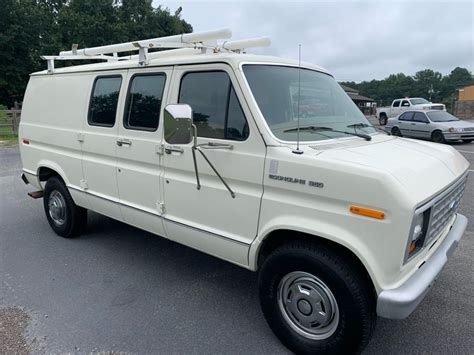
[430,105,444,110]
[463,127,474,132]
[425,177,467,245]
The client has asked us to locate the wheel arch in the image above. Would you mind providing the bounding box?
[250,228,378,296]
[36,161,69,187]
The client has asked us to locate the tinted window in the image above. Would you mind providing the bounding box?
[401,100,410,107]
[399,112,414,121]
[179,71,248,141]
[124,74,166,131]
[89,76,122,127]
[413,112,428,123]
[393,100,401,107]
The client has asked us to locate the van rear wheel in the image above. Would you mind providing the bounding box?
[43,176,87,238]
[258,241,376,354]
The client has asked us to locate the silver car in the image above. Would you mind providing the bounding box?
[385,110,474,143]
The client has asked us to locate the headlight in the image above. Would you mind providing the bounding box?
[405,209,430,262]
[448,127,461,133]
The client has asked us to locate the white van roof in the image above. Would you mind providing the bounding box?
[31,51,331,76]
[33,28,330,77]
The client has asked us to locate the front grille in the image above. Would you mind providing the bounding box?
[425,176,467,245]
[430,105,444,110]
[463,127,474,132]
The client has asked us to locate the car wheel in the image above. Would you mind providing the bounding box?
[258,241,376,354]
[391,127,402,137]
[462,139,473,143]
[431,130,446,144]
[379,114,387,126]
[43,176,87,238]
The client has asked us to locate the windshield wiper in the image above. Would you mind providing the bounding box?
[284,125,372,141]
[347,123,390,135]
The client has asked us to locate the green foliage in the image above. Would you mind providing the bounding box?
[341,67,473,111]
[0,0,192,107]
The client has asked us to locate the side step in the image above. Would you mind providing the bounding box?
[28,191,44,199]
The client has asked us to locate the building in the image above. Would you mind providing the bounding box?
[340,84,375,115]
[454,84,474,120]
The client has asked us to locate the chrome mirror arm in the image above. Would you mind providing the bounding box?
[190,124,235,199]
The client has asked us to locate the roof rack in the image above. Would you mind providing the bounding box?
[41,28,271,73]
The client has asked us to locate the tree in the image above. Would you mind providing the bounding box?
[0,0,193,106]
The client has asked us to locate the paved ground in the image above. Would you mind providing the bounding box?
[1,139,473,354]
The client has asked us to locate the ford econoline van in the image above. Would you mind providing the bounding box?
[19,29,469,354]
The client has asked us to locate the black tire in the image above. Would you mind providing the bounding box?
[391,127,402,137]
[431,130,445,144]
[379,114,387,126]
[462,139,473,143]
[258,241,376,355]
[43,176,87,238]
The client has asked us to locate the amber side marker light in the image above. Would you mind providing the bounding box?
[350,205,385,220]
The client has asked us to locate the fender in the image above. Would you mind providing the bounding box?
[249,215,383,292]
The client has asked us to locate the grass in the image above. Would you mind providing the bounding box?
[0,116,18,142]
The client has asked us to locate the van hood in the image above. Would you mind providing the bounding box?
[316,136,469,203]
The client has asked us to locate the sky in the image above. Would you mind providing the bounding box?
[154,0,474,82]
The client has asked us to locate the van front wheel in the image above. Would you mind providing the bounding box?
[258,241,376,354]
[43,176,87,238]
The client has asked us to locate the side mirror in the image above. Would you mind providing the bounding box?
[164,104,193,145]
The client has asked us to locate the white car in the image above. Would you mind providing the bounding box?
[19,29,469,354]
[376,98,446,125]
[386,110,474,143]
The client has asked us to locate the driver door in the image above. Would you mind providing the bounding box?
[161,64,266,267]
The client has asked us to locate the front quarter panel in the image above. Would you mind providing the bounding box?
[250,146,416,292]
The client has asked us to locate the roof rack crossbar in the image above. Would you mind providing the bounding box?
[59,28,232,57]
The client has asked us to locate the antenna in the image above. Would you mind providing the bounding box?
[293,44,304,155]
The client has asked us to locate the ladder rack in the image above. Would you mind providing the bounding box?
[41,28,271,73]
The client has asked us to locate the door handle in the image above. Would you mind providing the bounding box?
[116,139,132,147]
[199,142,234,150]
[411,123,416,125]
[164,145,184,154]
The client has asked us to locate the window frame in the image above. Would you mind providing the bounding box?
[122,72,167,132]
[178,69,249,142]
[401,99,410,107]
[393,100,401,108]
[87,74,123,128]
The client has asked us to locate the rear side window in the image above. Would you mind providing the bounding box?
[179,71,248,141]
[393,100,401,107]
[124,74,166,131]
[399,112,414,121]
[88,76,122,127]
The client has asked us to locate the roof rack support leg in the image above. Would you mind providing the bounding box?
[138,47,149,66]
[47,59,55,74]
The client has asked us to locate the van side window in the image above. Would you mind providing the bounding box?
[179,71,248,141]
[124,74,166,131]
[88,76,122,127]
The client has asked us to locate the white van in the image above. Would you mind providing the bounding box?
[19,29,469,354]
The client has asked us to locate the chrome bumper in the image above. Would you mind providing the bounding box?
[377,214,468,319]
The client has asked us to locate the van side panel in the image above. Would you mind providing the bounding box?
[19,73,92,207]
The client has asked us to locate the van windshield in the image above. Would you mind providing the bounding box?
[242,64,376,142]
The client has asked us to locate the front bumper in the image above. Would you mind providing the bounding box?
[444,132,474,141]
[376,213,468,319]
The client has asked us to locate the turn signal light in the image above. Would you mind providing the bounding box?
[409,242,416,254]
[350,205,385,220]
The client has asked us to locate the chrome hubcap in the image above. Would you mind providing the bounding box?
[278,271,339,340]
[48,190,66,226]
